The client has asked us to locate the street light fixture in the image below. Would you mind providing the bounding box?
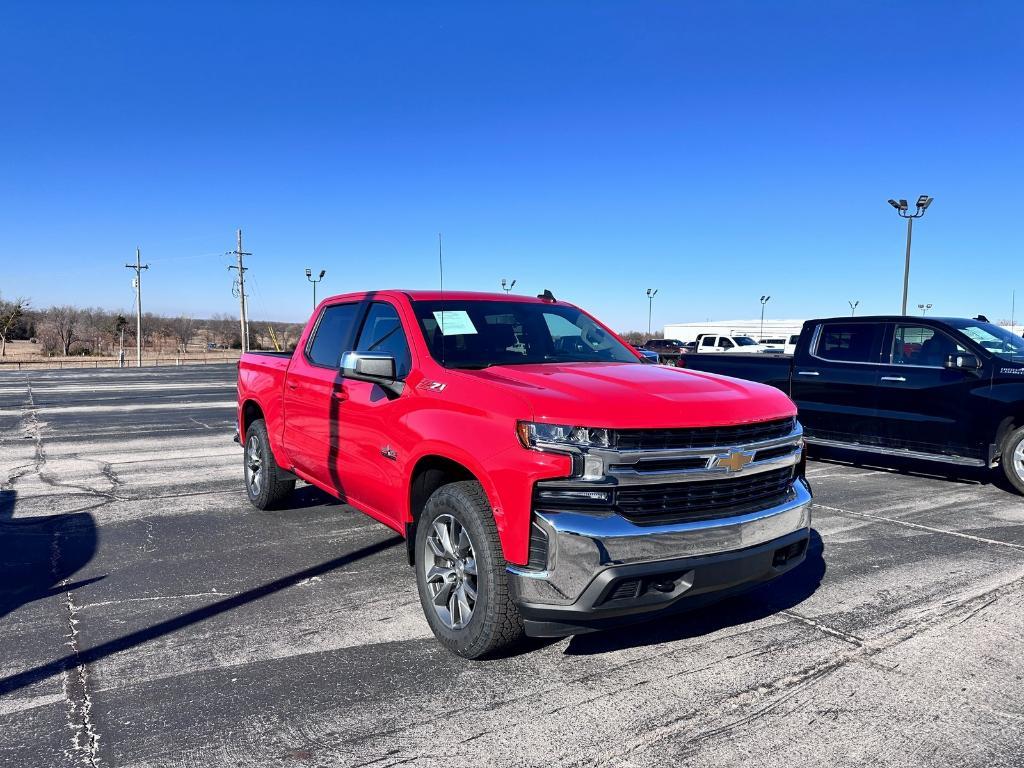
[918,303,933,316]
[887,194,934,315]
[646,288,658,335]
[759,295,771,339]
[305,268,326,310]
[849,300,859,316]
[501,278,516,294]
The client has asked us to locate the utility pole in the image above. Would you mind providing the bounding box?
[124,248,149,367]
[227,229,251,352]
[305,268,326,310]
[501,278,516,294]
[849,300,859,316]
[760,295,771,339]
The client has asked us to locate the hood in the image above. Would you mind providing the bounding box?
[460,362,796,429]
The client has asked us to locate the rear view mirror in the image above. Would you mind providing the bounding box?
[340,352,405,395]
[945,353,981,370]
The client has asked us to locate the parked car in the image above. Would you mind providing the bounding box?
[679,315,1024,492]
[694,333,769,353]
[758,334,801,355]
[642,337,687,364]
[631,344,660,363]
[237,290,812,657]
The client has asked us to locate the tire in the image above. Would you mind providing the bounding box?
[1001,426,1024,494]
[414,480,525,659]
[243,418,296,510]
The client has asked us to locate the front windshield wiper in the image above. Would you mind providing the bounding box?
[446,362,494,370]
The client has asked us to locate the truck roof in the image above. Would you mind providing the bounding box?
[804,315,979,324]
[318,289,572,305]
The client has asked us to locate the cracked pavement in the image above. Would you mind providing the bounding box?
[1,365,1023,767]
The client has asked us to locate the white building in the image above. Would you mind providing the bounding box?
[663,319,806,343]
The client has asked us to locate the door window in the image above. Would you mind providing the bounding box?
[814,322,882,363]
[354,302,412,378]
[719,338,735,349]
[306,303,360,368]
[891,325,967,367]
[701,336,717,347]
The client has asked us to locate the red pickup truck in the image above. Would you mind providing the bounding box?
[236,290,812,658]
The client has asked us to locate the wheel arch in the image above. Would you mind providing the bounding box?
[405,453,499,567]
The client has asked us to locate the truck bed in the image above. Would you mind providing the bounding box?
[679,353,794,395]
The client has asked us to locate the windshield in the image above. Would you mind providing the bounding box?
[945,319,1024,360]
[735,336,759,346]
[411,300,640,369]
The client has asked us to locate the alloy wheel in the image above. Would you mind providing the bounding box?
[422,514,478,630]
[245,434,263,497]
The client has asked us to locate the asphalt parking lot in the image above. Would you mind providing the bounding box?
[2,365,1023,768]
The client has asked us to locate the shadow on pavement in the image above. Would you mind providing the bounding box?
[0,489,102,622]
[0,533,402,696]
[562,529,827,656]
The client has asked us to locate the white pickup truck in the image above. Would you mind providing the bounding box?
[695,333,769,353]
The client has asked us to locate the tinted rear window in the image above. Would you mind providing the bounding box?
[815,322,881,363]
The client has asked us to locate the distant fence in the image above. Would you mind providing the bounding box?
[0,355,242,371]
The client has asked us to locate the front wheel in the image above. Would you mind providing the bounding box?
[1001,426,1024,494]
[414,481,525,658]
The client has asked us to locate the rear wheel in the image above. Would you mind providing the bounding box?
[414,481,525,658]
[1001,426,1024,494]
[244,418,295,509]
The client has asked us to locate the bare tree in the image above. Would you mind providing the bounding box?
[46,305,80,356]
[0,296,29,357]
[169,315,195,353]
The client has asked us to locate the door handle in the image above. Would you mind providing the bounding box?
[286,381,299,390]
[796,371,820,376]
[332,390,348,401]
[881,376,907,382]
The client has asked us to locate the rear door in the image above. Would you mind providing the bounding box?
[791,320,885,443]
[873,322,983,458]
[282,301,361,494]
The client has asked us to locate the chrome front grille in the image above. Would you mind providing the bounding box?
[615,466,796,525]
[613,417,796,451]
[533,418,805,526]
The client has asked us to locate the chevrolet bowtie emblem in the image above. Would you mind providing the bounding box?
[713,450,755,472]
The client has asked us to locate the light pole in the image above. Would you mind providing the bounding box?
[918,303,933,316]
[759,295,771,339]
[646,288,658,335]
[887,195,933,315]
[849,300,859,316]
[305,268,326,310]
[501,278,516,294]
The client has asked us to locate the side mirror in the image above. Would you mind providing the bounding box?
[945,353,981,370]
[340,352,405,395]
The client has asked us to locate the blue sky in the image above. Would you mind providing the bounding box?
[1,2,1022,331]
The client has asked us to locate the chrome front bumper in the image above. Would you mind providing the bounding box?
[508,477,812,609]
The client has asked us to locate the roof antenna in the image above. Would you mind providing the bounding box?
[537,289,556,303]
[438,232,446,365]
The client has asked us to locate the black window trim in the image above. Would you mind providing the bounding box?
[883,321,974,370]
[809,321,885,366]
[351,299,412,381]
[303,300,362,370]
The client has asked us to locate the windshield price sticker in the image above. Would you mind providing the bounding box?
[434,310,478,336]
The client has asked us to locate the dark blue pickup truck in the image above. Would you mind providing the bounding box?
[680,315,1024,492]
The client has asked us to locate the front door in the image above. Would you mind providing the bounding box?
[873,322,983,458]
[333,300,414,522]
[790,320,885,444]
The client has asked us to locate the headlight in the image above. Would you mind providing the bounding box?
[516,422,610,449]
[516,422,609,480]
